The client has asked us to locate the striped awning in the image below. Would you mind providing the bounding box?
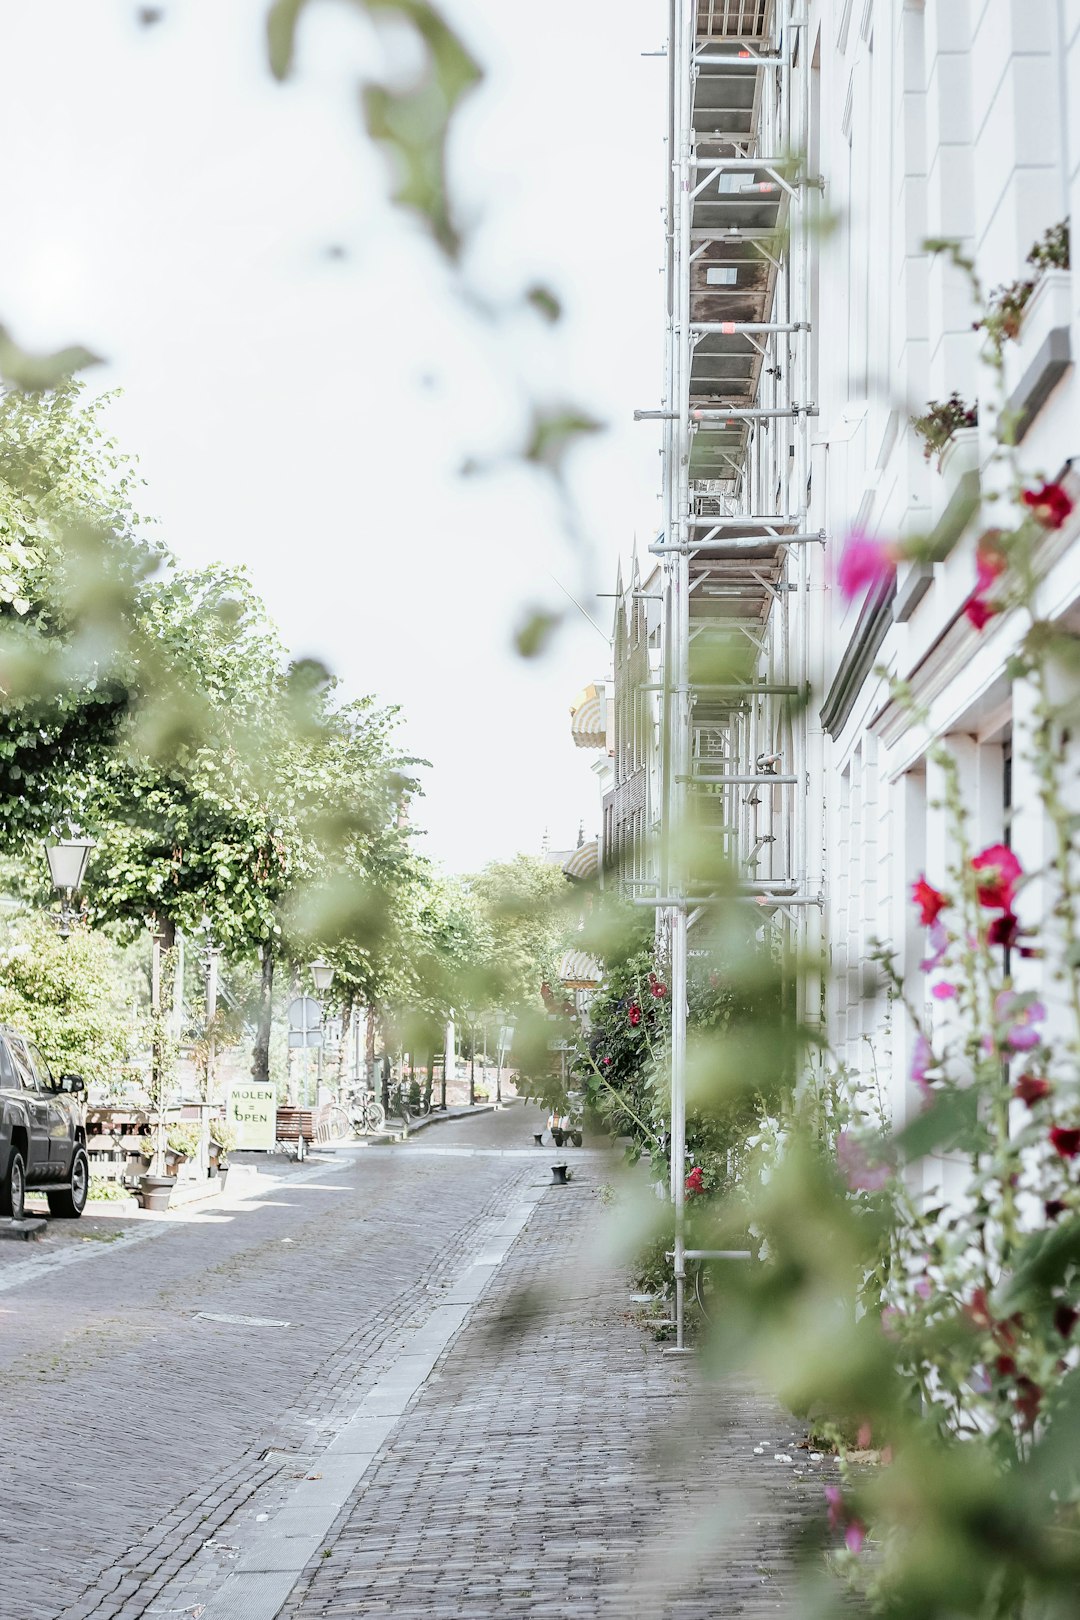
[558,948,603,989]
[570,683,606,749]
[562,839,599,882]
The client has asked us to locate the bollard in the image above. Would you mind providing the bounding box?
[551,1163,571,1185]
[533,1132,544,1146]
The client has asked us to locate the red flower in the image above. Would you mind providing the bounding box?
[965,1287,994,1330]
[972,844,1022,910]
[911,875,949,926]
[975,543,1007,593]
[987,912,1019,948]
[685,1166,705,1197]
[1051,1126,1080,1159]
[1014,1074,1052,1106]
[964,594,999,631]
[1045,1199,1069,1222]
[1022,482,1074,529]
[650,981,667,999]
[1015,1376,1043,1430]
[1054,1303,1079,1338]
[628,1003,642,1028]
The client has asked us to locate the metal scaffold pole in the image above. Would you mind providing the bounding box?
[654,0,817,1352]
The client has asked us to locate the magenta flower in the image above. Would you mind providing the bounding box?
[837,529,896,600]
[920,920,948,972]
[911,1033,934,1100]
[931,980,957,1001]
[837,1131,889,1192]
[972,844,1022,910]
[994,991,1046,1052]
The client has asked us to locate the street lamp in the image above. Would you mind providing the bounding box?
[309,957,334,994]
[43,836,94,938]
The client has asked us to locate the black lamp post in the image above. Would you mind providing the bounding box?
[43,837,94,938]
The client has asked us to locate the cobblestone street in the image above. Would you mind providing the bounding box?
[2,1107,836,1620]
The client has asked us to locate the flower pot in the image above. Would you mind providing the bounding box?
[1003,269,1073,437]
[933,426,981,534]
[138,1174,176,1213]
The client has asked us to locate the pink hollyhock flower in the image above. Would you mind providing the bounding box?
[825,1486,866,1554]
[685,1166,705,1197]
[972,844,1022,909]
[836,1131,889,1192]
[931,980,957,1001]
[912,875,949,926]
[920,920,948,973]
[994,991,1046,1052]
[914,1275,932,1300]
[910,1033,934,1100]
[1050,1125,1080,1159]
[881,1305,903,1339]
[845,1521,866,1555]
[837,529,896,600]
[1014,1074,1051,1106]
[1022,482,1074,529]
[975,543,1007,593]
[602,1056,612,1066]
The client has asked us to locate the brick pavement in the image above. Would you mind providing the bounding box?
[4,1107,846,1620]
[271,1133,838,1620]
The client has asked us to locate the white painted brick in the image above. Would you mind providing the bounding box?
[926,0,973,56]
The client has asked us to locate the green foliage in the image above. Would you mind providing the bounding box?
[910,391,978,465]
[0,915,137,1089]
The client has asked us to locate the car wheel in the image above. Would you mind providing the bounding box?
[552,1130,564,1147]
[47,1147,89,1218]
[571,1132,583,1147]
[0,1150,26,1222]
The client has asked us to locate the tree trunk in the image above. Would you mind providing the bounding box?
[423,1051,434,1112]
[251,944,275,1083]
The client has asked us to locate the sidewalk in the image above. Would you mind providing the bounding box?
[200,1136,837,1620]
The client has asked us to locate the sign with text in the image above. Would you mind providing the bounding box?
[227,1083,276,1151]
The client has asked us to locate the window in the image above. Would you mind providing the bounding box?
[8,1039,38,1092]
[0,1040,15,1088]
[26,1042,55,1090]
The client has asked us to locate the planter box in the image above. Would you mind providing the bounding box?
[931,426,980,537]
[1003,269,1073,441]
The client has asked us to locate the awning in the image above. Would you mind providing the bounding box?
[558,948,603,990]
[562,839,599,882]
[569,683,606,749]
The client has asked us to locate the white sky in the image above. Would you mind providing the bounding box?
[0,0,665,872]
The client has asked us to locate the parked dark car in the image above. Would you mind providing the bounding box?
[0,1027,89,1222]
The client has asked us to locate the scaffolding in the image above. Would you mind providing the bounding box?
[645,0,820,1347]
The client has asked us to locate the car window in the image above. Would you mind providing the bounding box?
[25,1043,54,1089]
[0,1040,15,1088]
[8,1040,38,1092]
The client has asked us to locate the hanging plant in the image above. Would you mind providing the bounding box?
[975,220,1070,346]
[910,392,978,466]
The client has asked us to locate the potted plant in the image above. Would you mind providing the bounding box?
[977,220,1069,346]
[911,392,979,470]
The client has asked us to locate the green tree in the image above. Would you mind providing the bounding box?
[0,914,138,1091]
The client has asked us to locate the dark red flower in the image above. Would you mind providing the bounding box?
[911,876,949,926]
[1050,1126,1080,1159]
[1014,1074,1052,1106]
[1022,482,1074,529]
[628,1003,642,1028]
[1054,1303,1079,1338]
[987,912,1019,948]
[995,1354,1017,1377]
[964,594,999,631]
[1015,1376,1043,1430]
[972,844,1022,910]
[650,981,667,999]
[685,1166,705,1197]
[1045,1199,1069,1222]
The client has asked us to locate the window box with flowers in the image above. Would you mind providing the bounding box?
[911,393,978,473]
[978,222,1071,438]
